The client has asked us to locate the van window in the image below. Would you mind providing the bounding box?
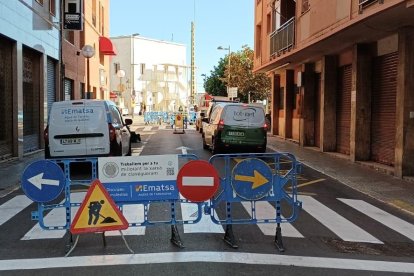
[109,105,122,125]
[210,105,222,124]
[223,105,265,126]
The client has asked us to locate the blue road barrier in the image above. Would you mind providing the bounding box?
[23,152,302,252]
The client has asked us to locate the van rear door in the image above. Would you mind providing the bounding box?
[83,101,110,156]
[48,101,109,157]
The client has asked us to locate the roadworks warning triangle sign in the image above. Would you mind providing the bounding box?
[70,179,128,234]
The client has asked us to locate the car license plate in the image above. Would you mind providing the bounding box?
[60,138,81,145]
[228,131,244,137]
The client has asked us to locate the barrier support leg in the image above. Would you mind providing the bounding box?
[170,225,185,248]
[65,232,74,254]
[274,223,285,252]
[102,232,107,247]
[223,224,238,249]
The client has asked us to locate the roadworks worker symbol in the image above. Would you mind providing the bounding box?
[70,179,128,234]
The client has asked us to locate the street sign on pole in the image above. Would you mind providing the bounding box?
[21,160,65,203]
[177,160,219,202]
[228,87,238,99]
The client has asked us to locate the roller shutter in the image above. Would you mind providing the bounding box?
[23,48,40,153]
[336,65,352,155]
[46,58,56,116]
[371,52,397,166]
[0,38,13,159]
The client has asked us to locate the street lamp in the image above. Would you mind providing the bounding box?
[217,45,231,98]
[81,45,95,99]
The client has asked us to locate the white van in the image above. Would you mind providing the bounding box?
[44,100,132,158]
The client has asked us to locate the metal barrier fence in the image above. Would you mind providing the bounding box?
[23,152,302,255]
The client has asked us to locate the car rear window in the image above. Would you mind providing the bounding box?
[222,105,265,126]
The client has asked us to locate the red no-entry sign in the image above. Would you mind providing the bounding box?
[177,160,219,202]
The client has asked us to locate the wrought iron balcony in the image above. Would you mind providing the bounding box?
[359,0,384,13]
[269,17,295,58]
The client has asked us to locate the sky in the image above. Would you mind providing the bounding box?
[110,0,254,92]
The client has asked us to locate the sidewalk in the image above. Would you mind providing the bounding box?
[267,135,414,216]
[1,127,413,218]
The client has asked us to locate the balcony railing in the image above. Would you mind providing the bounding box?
[358,0,384,13]
[269,17,295,58]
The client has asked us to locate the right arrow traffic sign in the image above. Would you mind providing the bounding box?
[177,160,219,202]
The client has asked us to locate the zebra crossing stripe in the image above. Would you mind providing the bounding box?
[105,204,146,236]
[299,195,383,244]
[338,198,414,241]
[241,201,304,237]
[181,196,224,233]
[0,195,33,226]
[21,192,86,240]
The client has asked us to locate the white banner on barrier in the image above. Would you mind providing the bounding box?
[98,155,179,183]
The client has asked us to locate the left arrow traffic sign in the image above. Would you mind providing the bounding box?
[28,173,60,190]
[21,160,65,203]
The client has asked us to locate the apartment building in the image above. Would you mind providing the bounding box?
[110,36,188,115]
[63,0,114,100]
[0,0,60,159]
[254,0,414,178]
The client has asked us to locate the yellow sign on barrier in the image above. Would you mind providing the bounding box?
[70,179,128,234]
[174,113,185,134]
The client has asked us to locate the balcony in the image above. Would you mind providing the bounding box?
[359,0,384,13]
[269,17,295,59]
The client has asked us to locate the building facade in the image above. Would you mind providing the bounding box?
[0,0,60,159]
[63,0,114,101]
[110,36,189,115]
[254,0,414,178]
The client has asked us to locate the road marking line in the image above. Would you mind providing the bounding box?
[0,195,33,226]
[143,126,152,131]
[296,178,325,188]
[21,192,86,240]
[1,252,414,272]
[181,196,224,234]
[105,204,145,236]
[299,195,383,244]
[241,201,304,237]
[339,198,414,241]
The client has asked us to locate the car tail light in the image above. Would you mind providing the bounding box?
[218,119,225,130]
[108,124,116,141]
[263,122,268,131]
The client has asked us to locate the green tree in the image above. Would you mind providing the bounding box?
[204,46,271,103]
[204,58,227,97]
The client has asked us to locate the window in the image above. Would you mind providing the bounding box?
[49,0,56,16]
[92,0,97,27]
[255,24,262,58]
[114,63,120,74]
[266,13,271,34]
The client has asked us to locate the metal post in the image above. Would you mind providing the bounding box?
[86,58,90,98]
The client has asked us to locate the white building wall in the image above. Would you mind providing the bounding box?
[110,35,188,114]
[0,0,59,59]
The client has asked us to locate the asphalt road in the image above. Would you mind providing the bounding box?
[0,125,413,275]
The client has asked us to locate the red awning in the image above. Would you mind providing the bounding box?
[99,36,116,55]
[110,91,117,99]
